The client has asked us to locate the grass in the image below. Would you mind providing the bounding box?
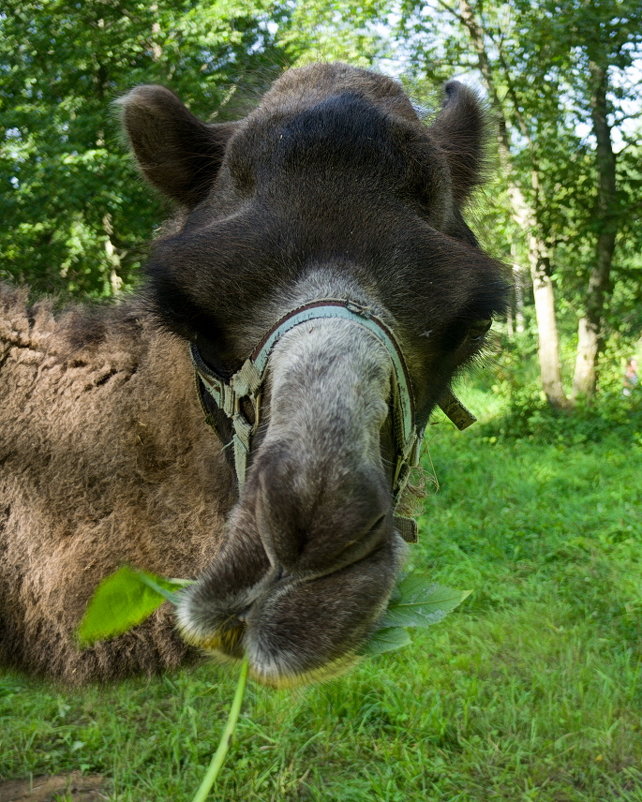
[1,382,641,801]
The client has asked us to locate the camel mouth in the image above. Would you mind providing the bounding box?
[188,622,247,661]
[183,622,360,689]
[177,542,402,687]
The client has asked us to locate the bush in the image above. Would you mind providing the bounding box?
[483,389,642,445]
[476,333,642,445]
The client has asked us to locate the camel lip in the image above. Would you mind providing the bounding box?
[177,544,397,683]
[176,573,296,655]
[177,575,304,667]
[182,620,247,660]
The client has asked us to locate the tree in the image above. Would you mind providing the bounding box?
[561,1,642,396]
[0,0,288,298]
[396,0,570,405]
[394,0,642,402]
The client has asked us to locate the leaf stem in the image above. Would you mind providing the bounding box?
[191,656,250,802]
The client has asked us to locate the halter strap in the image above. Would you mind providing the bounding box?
[190,299,476,544]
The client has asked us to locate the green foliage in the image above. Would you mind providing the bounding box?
[474,331,642,444]
[77,566,189,646]
[282,0,387,65]
[0,0,290,299]
[381,578,471,629]
[363,625,412,655]
[484,386,642,446]
[395,0,642,400]
[365,579,470,655]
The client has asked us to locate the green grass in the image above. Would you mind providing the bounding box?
[2,386,641,801]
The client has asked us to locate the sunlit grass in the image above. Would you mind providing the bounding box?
[1,395,641,801]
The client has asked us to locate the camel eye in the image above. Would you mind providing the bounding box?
[468,319,492,342]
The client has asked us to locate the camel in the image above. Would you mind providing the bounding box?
[0,63,507,687]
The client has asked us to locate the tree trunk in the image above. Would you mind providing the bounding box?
[572,61,617,398]
[102,213,123,295]
[457,0,568,407]
[511,242,526,335]
[513,264,525,334]
[509,185,568,406]
[150,3,162,62]
[529,239,566,406]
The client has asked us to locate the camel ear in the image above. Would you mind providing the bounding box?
[430,81,487,205]
[117,85,238,207]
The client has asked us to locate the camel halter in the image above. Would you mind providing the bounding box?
[190,299,476,544]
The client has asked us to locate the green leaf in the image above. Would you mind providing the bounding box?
[77,566,189,647]
[362,575,471,658]
[380,577,471,630]
[363,627,412,656]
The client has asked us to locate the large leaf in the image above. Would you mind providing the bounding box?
[362,575,471,657]
[77,566,189,647]
[363,627,412,656]
[380,577,471,630]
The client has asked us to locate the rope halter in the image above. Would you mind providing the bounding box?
[190,299,476,544]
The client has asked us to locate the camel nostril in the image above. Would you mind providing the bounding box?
[363,509,391,546]
[254,452,392,573]
[327,507,391,570]
[368,513,387,535]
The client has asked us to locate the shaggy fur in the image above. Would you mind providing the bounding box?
[1,63,508,685]
[0,286,234,682]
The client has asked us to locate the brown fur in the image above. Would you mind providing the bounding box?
[1,63,508,685]
[0,285,234,682]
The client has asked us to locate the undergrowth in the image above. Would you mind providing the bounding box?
[456,334,642,446]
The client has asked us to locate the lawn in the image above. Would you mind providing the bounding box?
[1,385,641,801]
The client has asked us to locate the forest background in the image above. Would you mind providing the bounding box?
[1,2,641,801]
